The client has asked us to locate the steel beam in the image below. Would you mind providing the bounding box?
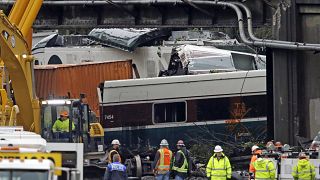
[0,0,269,30]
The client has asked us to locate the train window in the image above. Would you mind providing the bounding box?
[197,97,230,121]
[242,95,267,117]
[197,95,266,121]
[153,102,186,123]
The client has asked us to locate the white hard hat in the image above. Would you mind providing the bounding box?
[214,145,223,153]
[111,139,121,145]
[257,157,264,162]
[299,152,307,158]
[160,139,169,146]
[252,145,259,152]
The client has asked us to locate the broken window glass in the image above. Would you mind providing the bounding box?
[196,95,266,121]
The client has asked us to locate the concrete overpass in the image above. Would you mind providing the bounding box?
[0,0,273,32]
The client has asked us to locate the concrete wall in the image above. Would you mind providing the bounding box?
[272,0,320,144]
[299,10,320,138]
[271,1,298,144]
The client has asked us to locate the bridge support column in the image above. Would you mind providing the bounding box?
[271,0,320,144]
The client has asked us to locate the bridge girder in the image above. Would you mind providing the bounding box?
[0,0,272,31]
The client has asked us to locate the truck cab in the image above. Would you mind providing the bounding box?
[0,127,80,180]
[40,98,106,180]
[0,159,56,180]
[40,99,90,146]
[40,98,104,152]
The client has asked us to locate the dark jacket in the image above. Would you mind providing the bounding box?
[152,150,161,170]
[103,162,128,180]
[173,147,190,178]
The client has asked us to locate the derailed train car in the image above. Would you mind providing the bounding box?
[98,70,267,149]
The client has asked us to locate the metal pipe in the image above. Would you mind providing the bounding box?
[199,1,320,51]
[232,2,265,42]
[224,3,320,51]
[176,0,320,51]
[186,1,320,50]
[232,2,320,47]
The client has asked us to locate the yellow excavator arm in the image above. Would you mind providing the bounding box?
[0,0,43,133]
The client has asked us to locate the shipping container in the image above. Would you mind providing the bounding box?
[34,60,133,115]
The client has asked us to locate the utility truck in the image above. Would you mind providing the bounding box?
[0,126,79,180]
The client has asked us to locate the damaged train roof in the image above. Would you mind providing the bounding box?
[88,28,171,51]
[159,45,266,76]
[177,45,266,71]
[33,28,171,52]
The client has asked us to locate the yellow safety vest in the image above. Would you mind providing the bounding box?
[172,150,188,173]
[206,153,232,180]
[52,118,75,132]
[292,159,315,180]
[253,159,276,180]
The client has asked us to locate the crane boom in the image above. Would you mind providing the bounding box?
[0,2,104,179]
[8,0,30,25]
[0,0,43,133]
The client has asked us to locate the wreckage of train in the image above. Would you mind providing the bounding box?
[98,69,267,148]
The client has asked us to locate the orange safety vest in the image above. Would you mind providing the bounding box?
[156,148,172,174]
[249,150,262,173]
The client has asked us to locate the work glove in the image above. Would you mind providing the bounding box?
[153,169,157,176]
[249,172,254,180]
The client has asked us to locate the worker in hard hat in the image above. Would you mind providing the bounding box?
[249,145,262,174]
[172,140,190,180]
[274,141,283,152]
[104,154,128,180]
[107,139,121,163]
[266,141,274,148]
[206,145,232,180]
[152,139,172,180]
[52,110,75,133]
[252,152,276,180]
[265,140,275,153]
[292,152,315,180]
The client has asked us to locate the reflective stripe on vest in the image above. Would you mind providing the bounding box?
[108,149,120,163]
[295,163,314,179]
[253,160,273,179]
[172,150,188,173]
[157,148,172,172]
[210,156,228,177]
